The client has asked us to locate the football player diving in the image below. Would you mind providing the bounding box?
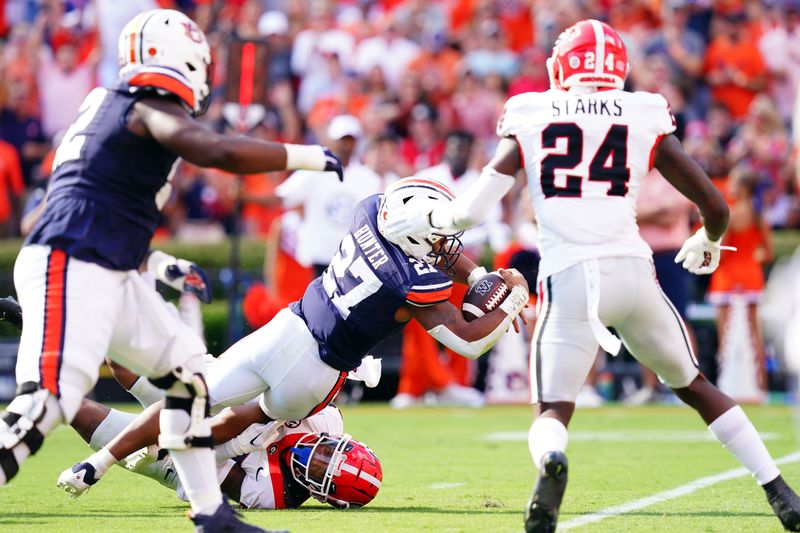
[55,177,530,503]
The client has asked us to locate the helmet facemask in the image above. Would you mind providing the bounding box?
[290,433,351,507]
[426,231,464,276]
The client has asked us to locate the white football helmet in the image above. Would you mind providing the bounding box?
[377,177,463,273]
[118,9,212,115]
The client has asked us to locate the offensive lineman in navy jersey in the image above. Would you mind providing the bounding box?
[0,9,342,532]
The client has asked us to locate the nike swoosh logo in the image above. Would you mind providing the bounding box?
[165,468,175,483]
[256,467,264,481]
[250,434,259,446]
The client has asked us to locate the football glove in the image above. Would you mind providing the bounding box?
[147,250,213,304]
[674,227,736,275]
[0,296,22,330]
[323,148,344,181]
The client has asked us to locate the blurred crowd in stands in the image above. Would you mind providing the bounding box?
[1,0,799,405]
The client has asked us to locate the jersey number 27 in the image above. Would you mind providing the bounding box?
[322,233,382,319]
[540,123,630,198]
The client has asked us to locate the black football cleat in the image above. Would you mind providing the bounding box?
[525,451,568,533]
[765,476,800,531]
[192,499,287,533]
[0,296,22,330]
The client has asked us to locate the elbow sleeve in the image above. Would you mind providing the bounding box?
[430,166,515,230]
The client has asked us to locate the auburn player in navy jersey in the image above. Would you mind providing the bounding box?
[55,177,530,492]
[0,9,342,532]
[204,177,529,423]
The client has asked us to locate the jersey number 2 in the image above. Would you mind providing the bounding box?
[322,233,382,319]
[540,123,630,198]
[52,88,108,171]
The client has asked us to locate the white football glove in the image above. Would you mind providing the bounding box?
[674,227,736,275]
[381,201,437,244]
[382,201,461,245]
[147,250,212,303]
[214,420,285,460]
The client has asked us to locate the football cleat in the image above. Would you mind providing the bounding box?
[0,296,22,329]
[764,476,800,531]
[525,451,568,533]
[56,462,98,498]
[191,499,285,533]
[124,446,179,490]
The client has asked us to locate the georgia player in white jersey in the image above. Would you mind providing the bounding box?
[384,19,800,533]
[65,400,381,510]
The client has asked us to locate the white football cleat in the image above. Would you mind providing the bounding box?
[56,462,98,498]
[124,446,178,490]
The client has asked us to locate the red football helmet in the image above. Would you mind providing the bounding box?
[547,19,629,91]
[289,433,382,508]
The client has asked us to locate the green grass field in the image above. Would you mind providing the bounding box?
[1,403,800,532]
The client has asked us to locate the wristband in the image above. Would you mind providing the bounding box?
[284,144,326,171]
[499,285,529,317]
[467,266,489,287]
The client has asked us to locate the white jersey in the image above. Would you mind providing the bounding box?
[498,88,676,279]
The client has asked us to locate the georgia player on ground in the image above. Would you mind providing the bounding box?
[66,401,381,510]
[0,9,342,532]
[383,19,800,533]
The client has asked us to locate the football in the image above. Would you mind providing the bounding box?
[461,272,510,321]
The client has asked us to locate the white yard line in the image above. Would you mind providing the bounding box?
[484,430,779,443]
[429,482,464,490]
[559,450,800,530]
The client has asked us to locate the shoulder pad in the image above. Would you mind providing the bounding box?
[497,91,550,137]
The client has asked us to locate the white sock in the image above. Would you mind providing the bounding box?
[128,377,165,408]
[528,416,569,469]
[89,409,137,451]
[86,448,118,478]
[170,448,223,515]
[707,405,780,485]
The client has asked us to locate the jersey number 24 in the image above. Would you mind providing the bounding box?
[540,123,629,199]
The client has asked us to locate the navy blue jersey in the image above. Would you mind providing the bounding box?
[291,195,453,372]
[26,83,179,270]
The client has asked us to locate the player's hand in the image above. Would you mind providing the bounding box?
[498,267,529,293]
[323,148,344,181]
[674,227,736,275]
[148,251,213,303]
[382,200,437,244]
[0,296,22,330]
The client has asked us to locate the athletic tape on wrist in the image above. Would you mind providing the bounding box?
[284,144,326,171]
[499,285,529,317]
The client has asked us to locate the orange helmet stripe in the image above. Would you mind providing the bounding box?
[390,177,455,199]
[129,71,196,109]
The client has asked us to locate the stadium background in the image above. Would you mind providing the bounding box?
[0,0,799,407]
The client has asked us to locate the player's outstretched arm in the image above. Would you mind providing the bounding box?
[429,137,521,231]
[383,138,520,241]
[131,97,343,179]
[653,134,728,241]
[407,269,529,360]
